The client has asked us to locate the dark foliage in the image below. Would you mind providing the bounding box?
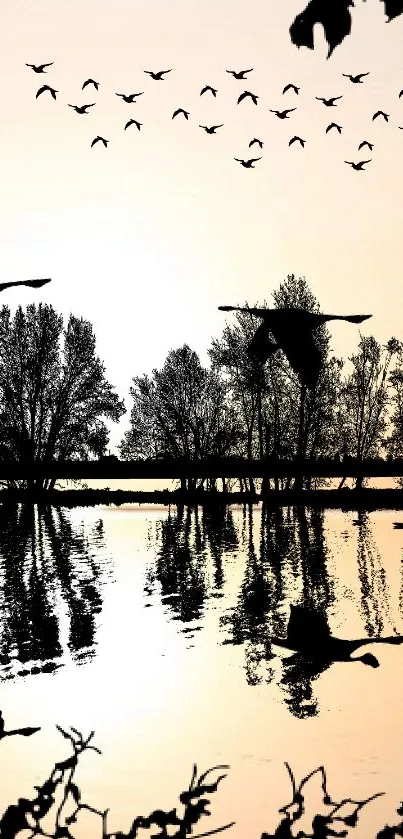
[290,0,403,58]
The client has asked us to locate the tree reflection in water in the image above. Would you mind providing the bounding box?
[0,504,110,679]
[146,503,403,719]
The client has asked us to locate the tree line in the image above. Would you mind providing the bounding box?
[1,274,403,491]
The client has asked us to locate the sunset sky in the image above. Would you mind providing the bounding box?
[1,0,403,448]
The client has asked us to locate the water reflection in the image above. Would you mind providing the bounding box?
[0,504,111,680]
[148,503,403,719]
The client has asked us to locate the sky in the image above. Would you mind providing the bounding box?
[1,0,403,450]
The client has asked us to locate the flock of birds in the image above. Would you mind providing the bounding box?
[26,63,403,169]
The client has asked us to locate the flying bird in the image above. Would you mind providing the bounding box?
[237,90,258,104]
[342,72,369,83]
[326,122,342,133]
[234,158,261,168]
[283,83,300,94]
[172,108,189,119]
[82,79,99,90]
[116,92,144,102]
[199,124,223,133]
[91,136,108,147]
[124,119,142,130]
[249,138,263,148]
[270,108,296,118]
[0,278,52,292]
[345,159,371,170]
[36,85,58,99]
[68,103,96,113]
[372,110,389,121]
[226,69,253,79]
[289,136,305,146]
[218,304,371,389]
[144,70,171,79]
[270,605,403,668]
[316,96,343,106]
[200,85,217,96]
[358,140,373,150]
[26,62,53,73]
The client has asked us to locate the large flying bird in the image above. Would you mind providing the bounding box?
[0,278,52,292]
[218,305,371,389]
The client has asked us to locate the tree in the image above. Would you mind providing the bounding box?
[0,304,125,490]
[380,339,403,463]
[212,275,342,491]
[336,336,400,488]
[120,345,240,491]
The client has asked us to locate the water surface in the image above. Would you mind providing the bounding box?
[1,502,403,838]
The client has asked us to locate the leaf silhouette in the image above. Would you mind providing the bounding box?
[382,0,403,19]
[289,0,354,58]
[290,0,403,56]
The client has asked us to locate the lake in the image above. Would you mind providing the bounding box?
[1,502,403,839]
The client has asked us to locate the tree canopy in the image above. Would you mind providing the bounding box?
[0,303,125,489]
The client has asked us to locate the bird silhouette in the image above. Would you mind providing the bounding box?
[345,159,371,170]
[82,78,99,90]
[289,136,305,146]
[234,158,261,168]
[36,85,57,99]
[172,108,189,119]
[270,108,296,118]
[270,605,403,667]
[26,62,53,73]
[200,85,217,96]
[68,103,96,114]
[342,72,369,83]
[283,83,300,94]
[144,70,171,79]
[326,122,342,133]
[116,92,144,102]
[358,140,373,150]
[373,110,389,121]
[0,278,51,292]
[124,118,142,130]
[316,96,343,106]
[249,138,263,148]
[237,90,259,105]
[226,69,253,79]
[199,124,223,133]
[91,136,108,147]
[218,304,371,389]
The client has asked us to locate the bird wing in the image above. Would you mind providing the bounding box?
[247,322,279,363]
[272,327,324,389]
[348,636,403,650]
[0,278,51,291]
[218,306,268,317]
